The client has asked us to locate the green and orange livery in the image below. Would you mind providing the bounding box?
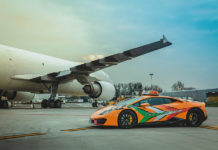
[90,91,207,128]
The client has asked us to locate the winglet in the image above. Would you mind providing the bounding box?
[162,35,168,43]
[162,35,172,45]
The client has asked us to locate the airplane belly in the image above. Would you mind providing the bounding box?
[4,80,46,92]
[58,80,86,96]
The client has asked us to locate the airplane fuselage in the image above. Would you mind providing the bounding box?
[0,44,112,96]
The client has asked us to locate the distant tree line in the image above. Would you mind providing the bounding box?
[114,81,196,98]
[171,81,195,91]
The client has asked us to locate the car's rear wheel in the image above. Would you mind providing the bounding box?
[186,109,204,127]
[118,110,137,129]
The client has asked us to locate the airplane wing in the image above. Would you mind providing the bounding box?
[14,36,172,84]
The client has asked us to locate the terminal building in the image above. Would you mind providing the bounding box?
[161,88,218,102]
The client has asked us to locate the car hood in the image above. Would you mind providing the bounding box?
[92,105,125,116]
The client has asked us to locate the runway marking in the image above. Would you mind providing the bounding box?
[200,125,218,130]
[62,127,94,131]
[0,133,45,140]
[15,114,90,117]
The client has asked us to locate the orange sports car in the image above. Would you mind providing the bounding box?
[90,91,207,128]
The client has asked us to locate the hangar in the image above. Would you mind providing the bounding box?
[161,88,218,102]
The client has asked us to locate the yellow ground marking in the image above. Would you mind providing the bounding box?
[0,133,45,140]
[200,125,218,130]
[62,127,94,132]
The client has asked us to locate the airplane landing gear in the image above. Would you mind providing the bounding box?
[41,83,62,108]
[41,99,48,108]
[48,100,55,108]
[54,100,62,108]
[41,99,62,108]
[0,100,10,109]
[92,100,98,107]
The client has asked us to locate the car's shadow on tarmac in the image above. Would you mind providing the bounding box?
[90,123,187,130]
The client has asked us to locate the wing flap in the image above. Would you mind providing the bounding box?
[11,74,47,80]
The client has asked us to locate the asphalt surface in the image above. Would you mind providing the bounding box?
[0,105,217,150]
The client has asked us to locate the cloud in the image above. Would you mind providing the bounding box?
[0,0,218,91]
[82,54,105,61]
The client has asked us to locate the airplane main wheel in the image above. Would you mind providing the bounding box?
[49,100,55,108]
[186,109,204,127]
[92,101,98,107]
[0,100,3,108]
[55,100,62,108]
[41,99,48,108]
[2,101,9,109]
[118,110,137,129]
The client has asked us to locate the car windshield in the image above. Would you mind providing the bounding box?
[115,97,143,106]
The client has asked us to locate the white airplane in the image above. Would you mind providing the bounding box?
[0,36,171,108]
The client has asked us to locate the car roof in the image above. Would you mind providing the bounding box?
[129,95,184,105]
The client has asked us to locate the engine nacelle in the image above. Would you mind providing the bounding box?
[2,91,35,102]
[13,92,35,102]
[83,81,115,101]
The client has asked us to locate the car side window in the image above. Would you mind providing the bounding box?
[132,101,140,107]
[148,97,165,106]
[140,99,149,105]
[163,98,178,104]
[133,97,179,107]
[132,99,149,107]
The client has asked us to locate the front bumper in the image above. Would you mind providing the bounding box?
[89,118,107,126]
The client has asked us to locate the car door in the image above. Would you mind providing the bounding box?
[153,97,188,121]
[137,97,181,122]
[131,98,166,123]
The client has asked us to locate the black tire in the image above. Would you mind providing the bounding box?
[118,110,137,129]
[41,99,48,108]
[0,100,3,108]
[2,101,9,109]
[92,102,98,107]
[48,100,55,108]
[186,109,204,127]
[54,100,62,108]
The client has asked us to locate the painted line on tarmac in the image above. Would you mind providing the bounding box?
[200,125,218,130]
[62,127,94,132]
[0,133,45,140]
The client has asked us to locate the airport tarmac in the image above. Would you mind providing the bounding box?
[0,105,217,150]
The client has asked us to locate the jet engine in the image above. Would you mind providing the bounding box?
[13,92,35,102]
[2,91,35,102]
[83,81,115,101]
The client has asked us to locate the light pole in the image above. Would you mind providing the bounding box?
[149,73,154,90]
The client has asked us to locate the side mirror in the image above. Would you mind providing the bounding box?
[140,103,150,108]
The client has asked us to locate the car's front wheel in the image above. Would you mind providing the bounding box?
[186,109,204,127]
[118,110,137,129]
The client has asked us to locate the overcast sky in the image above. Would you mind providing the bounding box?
[0,0,218,91]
